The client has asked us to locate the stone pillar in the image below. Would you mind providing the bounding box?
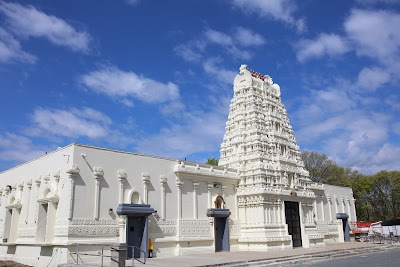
[346,198,352,222]
[142,173,150,204]
[118,170,127,204]
[53,172,60,196]
[207,183,213,208]
[221,185,227,208]
[177,179,183,219]
[313,198,318,221]
[319,196,325,221]
[66,166,79,220]
[35,178,41,221]
[93,167,104,220]
[118,216,126,243]
[26,180,32,223]
[334,195,338,217]
[234,185,238,220]
[193,181,199,219]
[280,199,285,224]
[327,195,332,222]
[160,175,168,220]
[17,183,24,203]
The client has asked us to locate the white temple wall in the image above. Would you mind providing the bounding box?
[323,185,356,223]
[0,145,74,245]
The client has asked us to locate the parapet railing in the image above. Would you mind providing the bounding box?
[69,242,146,266]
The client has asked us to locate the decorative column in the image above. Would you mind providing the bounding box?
[142,173,150,204]
[118,170,127,204]
[193,181,199,219]
[54,171,60,196]
[66,166,79,220]
[177,179,183,219]
[44,174,50,186]
[93,167,104,220]
[17,183,24,203]
[313,198,318,221]
[160,175,168,220]
[280,199,285,225]
[346,198,352,222]
[207,183,213,208]
[319,196,325,221]
[341,197,345,213]
[234,185,238,220]
[26,180,32,223]
[35,178,41,221]
[327,195,332,222]
[333,195,338,217]
[221,185,227,208]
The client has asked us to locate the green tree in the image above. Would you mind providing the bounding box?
[206,158,219,166]
[300,151,335,183]
[351,174,373,221]
[367,171,400,221]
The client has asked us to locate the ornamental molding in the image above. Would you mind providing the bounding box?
[93,167,104,177]
[118,170,127,179]
[66,165,80,175]
[70,218,118,226]
[174,161,238,179]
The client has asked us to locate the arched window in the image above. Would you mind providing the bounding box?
[131,191,140,204]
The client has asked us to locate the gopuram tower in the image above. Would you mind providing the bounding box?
[219,65,323,250]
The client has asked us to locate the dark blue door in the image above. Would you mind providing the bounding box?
[215,217,228,252]
[126,216,146,258]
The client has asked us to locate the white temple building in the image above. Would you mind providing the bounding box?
[0,65,356,266]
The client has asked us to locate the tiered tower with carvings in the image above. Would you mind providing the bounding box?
[219,65,321,250]
[219,64,310,185]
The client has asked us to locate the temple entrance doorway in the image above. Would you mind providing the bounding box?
[207,195,230,253]
[285,201,302,247]
[116,204,154,259]
[336,213,350,242]
[127,216,146,258]
[214,217,228,252]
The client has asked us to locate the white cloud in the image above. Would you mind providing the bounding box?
[176,27,264,63]
[357,66,391,91]
[80,66,180,105]
[205,29,233,46]
[355,0,400,5]
[30,107,112,139]
[0,133,46,162]
[234,27,266,47]
[135,97,230,160]
[0,2,90,52]
[0,27,36,64]
[385,94,400,110]
[344,9,400,65]
[292,76,400,174]
[202,58,237,85]
[125,0,140,6]
[232,0,305,32]
[296,33,350,62]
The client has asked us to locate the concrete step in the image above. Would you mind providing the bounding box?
[221,244,399,267]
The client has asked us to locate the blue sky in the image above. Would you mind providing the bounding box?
[1,0,399,174]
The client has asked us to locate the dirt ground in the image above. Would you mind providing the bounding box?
[0,261,31,267]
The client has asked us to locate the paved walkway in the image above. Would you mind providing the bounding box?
[136,242,400,267]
